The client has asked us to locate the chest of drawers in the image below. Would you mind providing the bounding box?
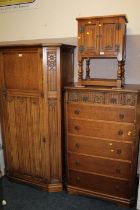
[64,85,140,207]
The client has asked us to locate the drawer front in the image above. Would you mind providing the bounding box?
[67,103,135,123]
[67,91,137,106]
[68,152,131,180]
[68,119,135,141]
[69,170,131,198]
[68,135,132,161]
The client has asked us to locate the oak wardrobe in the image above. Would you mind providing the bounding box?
[0,43,75,191]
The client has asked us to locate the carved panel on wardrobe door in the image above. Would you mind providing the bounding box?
[47,50,57,91]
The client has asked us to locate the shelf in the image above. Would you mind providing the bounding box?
[78,78,122,87]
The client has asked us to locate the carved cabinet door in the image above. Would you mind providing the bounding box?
[78,17,120,58]
[0,48,50,182]
[99,18,119,57]
[78,20,99,57]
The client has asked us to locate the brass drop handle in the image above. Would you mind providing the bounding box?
[41,137,46,143]
[76,177,80,182]
[111,149,115,153]
[83,96,88,102]
[119,112,125,120]
[75,125,80,130]
[128,131,132,136]
[75,143,80,149]
[115,185,120,190]
[118,130,123,136]
[111,98,117,104]
[127,98,131,103]
[75,160,80,165]
[18,53,23,57]
[74,109,80,115]
[116,168,121,174]
[117,149,122,154]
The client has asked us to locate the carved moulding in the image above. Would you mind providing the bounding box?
[67,91,136,106]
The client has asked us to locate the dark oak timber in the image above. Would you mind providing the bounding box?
[64,85,140,207]
[76,15,128,87]
[0,43,75,192]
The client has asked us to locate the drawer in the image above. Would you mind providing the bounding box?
[67,103,135,123]
[68,152,131,180]
[68,119,135,141]
[67,90,137,106]
[68,170,131,198]
[68,135,132,161]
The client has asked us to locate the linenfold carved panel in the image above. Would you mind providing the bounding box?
[3,95,43,178]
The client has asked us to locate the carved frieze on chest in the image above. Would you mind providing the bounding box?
[67,91,137,106]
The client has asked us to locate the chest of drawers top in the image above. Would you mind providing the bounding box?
[65,85,140,106]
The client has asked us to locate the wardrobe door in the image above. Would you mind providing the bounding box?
[0,48,50,183]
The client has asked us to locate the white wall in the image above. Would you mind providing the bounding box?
[0,0,140,42]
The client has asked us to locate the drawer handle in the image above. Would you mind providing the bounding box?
[75,160,80,165]
[41,137,46,143]
[109,143,113,146]
[127,98,131,103]
[111,98,117,104]
[128,131,132,136]
[117,149,122,154]
[74,109,80,115]
[118,130,123,136]
[119,112,125,120]
[116,168,121,174]
[75,143,80,149]
[75,125,80,130]
[76,177,80,182]
[111,149,115,153]
[115,185,120,190]
[83,96,88,102]
[18,53,23,57]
